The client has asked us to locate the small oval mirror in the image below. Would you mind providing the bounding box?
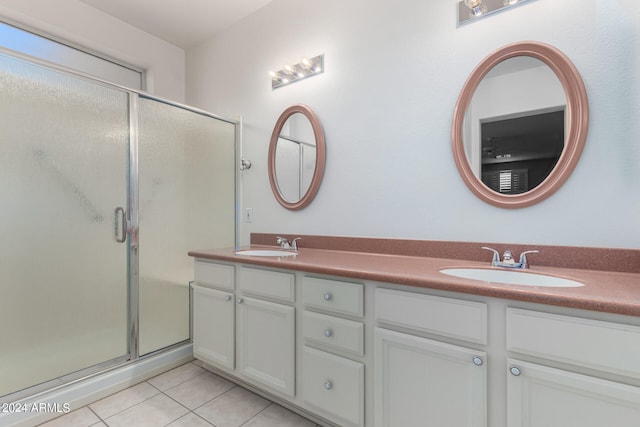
[268,105,326,210]
[452,41,589,208]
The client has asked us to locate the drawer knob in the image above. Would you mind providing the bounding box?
[510,366,522,376]
[237,298,244,304]
[224,295,232,302]
[472,356,483,366]
[324,328,333,338]
[324,381,333,390]
[323,292,333,301]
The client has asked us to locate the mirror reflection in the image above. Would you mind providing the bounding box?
[275,112,317,202]
[463,56,566,194]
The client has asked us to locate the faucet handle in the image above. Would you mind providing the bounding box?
[291,238,301,251]
[276,236,289,247]
[481,247,500,266]
[518,250,539,268]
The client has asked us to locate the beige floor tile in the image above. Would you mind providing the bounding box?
[104,394,188,427]
[147,362,205,391]
[165,371,236,409]
[166,412,215,426]
[38,407,100,427]
[243,404,317,427]
[195,386,270,427]
[89,381,159,419]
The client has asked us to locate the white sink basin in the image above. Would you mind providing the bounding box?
[235,249,297,257]
[440,268,584,288]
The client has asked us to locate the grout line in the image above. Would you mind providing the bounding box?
[239,402,272,426]
[87,406,102,422]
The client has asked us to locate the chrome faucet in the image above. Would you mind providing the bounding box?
[276,237,301,251]
[481,247,539,269]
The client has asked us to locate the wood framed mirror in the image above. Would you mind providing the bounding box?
[451,41,589,208]
[268,104,326,210]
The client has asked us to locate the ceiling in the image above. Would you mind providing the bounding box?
[79,0,272,49]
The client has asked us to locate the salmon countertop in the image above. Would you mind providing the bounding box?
[188,245,640,317]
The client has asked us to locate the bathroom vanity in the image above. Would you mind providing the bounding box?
[189,238,640,427]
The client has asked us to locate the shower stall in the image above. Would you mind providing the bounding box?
[0,50,237,403]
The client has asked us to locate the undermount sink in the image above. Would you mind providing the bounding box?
[235,249,297,257]
[440,268,584,288]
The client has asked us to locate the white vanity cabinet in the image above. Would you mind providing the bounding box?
[506,308,640,427]
[192,285,235,369]
[192,256,640,427]
[301,276,365,427]
[192,261,296,398]
[374,288,488,427]
[236,266,296,397]
[192,260,235,370]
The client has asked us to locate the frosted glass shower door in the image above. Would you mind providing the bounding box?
[137,97,235,355]
[0,54,129,396]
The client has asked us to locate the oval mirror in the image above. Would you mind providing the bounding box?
[452,41,588,208]
[268,104,326,210]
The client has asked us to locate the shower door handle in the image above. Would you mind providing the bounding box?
[114,207,127,243]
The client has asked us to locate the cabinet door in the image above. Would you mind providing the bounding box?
[237,296,295,397]
[507,359,640,427]
[192,285,235,370]
[375,328,486,427]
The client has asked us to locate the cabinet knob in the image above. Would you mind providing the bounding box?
[225,295,232,302]
[237,298,244,304]
[323,292,333,301]
[324,328,333,338]
[324,381,333,390]
[510,365,522,376]
[472,356,483,366]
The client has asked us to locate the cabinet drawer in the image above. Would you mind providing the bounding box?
[375,288,487,345]
[194,260,234,290]
[303,311,364,356]
[303,277,364,317]
[237,266,294,303]
[507,308,640,378]
[302,346,364,427]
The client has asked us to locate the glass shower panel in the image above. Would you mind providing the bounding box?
[0,54,129,396]
[137,97,235,355]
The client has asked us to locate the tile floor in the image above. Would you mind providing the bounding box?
[39,362,320,427]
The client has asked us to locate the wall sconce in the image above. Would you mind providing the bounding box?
[458,0,536,26]
[269,54,324,90]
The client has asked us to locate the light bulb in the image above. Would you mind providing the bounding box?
[464,0,486,16]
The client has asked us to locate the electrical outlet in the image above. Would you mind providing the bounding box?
[245,208,253,223]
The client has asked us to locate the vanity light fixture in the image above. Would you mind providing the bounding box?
[269,54,324,90]
[458,0,536,26]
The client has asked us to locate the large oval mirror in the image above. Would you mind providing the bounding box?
[268,104,326,210]
[452,41,588,208]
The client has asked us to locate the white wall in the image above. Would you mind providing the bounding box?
[0,0,185,101]
[187,0,640,249]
